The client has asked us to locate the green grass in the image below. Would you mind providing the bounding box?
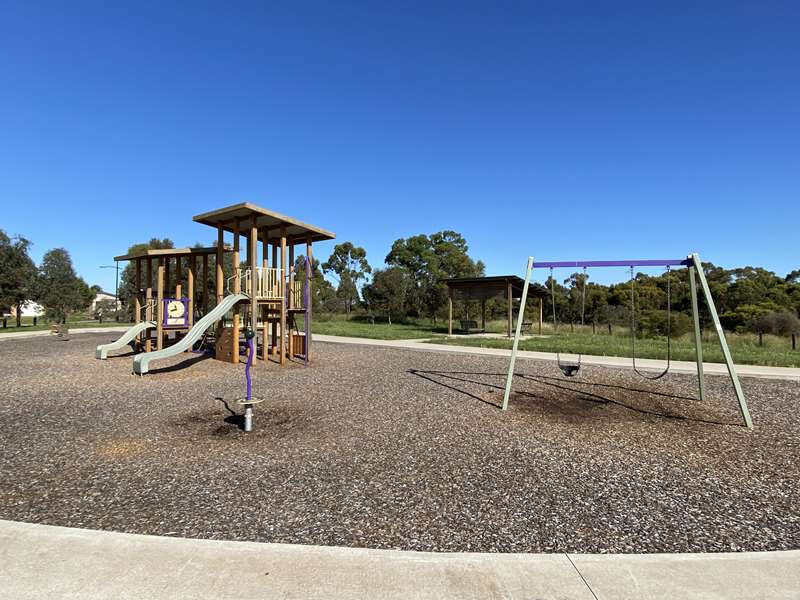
[0,315,134,334]
[427,330,800,368]
[309,315,799,368]
[311,317,445,340]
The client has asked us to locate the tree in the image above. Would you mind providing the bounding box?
[362,267,412,324]
[35,248,93,323]
[385,231,483,321]
[0,230,37,327]
[322,242,371,314]
[118,238,175,319]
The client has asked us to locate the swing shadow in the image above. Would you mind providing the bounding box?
[407,369,737,427]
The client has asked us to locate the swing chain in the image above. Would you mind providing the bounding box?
[630,265,671,380]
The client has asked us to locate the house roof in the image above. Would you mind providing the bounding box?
[193,203,336,244]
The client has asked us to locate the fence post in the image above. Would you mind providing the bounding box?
[758,331,763,346]
[793,333,796,351]
[608,323,612,335]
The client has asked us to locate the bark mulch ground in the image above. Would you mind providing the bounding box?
[0,333,797,553]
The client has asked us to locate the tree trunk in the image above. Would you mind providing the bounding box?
[16,302,22,328]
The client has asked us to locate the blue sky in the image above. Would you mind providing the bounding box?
[1,1,798,291]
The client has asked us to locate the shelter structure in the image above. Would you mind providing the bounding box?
[443,275,545,337]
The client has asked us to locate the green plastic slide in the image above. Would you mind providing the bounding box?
[132,293,248,375]
[95,321,156,360]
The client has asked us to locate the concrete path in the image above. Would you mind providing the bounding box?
[314,334,800,381]
[0,520,797,599]
[0,326,130,340]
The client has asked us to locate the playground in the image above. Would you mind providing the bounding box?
[1,331,798,554]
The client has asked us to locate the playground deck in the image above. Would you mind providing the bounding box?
[1,333,798,554]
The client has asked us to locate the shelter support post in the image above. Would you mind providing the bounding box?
[688,264,706,402]
[507,282,513,338]
[481,299,485,331]
[691,253,752,428]
[448,288,453,336]
[502,257,534,410]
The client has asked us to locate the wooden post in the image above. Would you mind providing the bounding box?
[288,242,295,360]
[134,259,142,347]
[187,258,195,327]
[507,282,513,338]
[202,254,209,315]
[306,237,313,362]
[480,299,485,332]
[164,257,171,300]
[175,255,182,299]
[280,227,287,365]
[156,262,164,350]
[232,223,240,364]
[271,242,278,356]
[260,231,269,361]
[249,216,258,359]
[448,287,453,336]
[145,259,153,352]
[216,226,224,304]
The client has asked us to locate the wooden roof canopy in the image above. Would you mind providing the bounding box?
[113,246,226,262]
[193,202,336,244]
[444,275,545,301]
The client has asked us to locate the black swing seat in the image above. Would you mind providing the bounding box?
[559,364,581,377]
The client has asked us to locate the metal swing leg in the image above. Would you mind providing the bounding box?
[688,264,706,402]
[691,253,753,429]
[502,257,533,411]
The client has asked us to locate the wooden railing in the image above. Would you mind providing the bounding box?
[290,279,306,310]
[240,267,284,300]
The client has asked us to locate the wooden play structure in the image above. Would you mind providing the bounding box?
[96,203,335,374]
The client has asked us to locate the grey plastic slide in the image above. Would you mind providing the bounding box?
[133,293,248,375]
[95,321,156,359]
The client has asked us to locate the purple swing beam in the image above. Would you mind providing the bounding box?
[532,258,691,269]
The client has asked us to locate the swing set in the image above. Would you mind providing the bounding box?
[501,253,753,429]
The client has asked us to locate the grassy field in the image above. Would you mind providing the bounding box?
[311,317,446,340]
[0,315,133,334]
[309,316,799,368]
[428,331,800,368]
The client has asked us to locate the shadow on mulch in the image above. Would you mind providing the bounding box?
[145,353,213,375]
[408,368,738,427]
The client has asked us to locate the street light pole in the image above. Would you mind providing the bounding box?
[99,263,121,322]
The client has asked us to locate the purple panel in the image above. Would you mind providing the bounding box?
[532,259,691,269]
